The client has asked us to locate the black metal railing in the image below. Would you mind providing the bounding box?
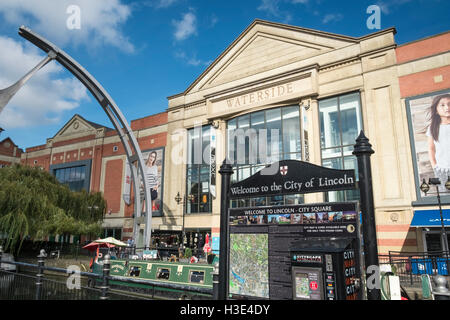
[0,248,214,300]
[379,251,449,286]
[17,240,93,260]
[16,240,215,264]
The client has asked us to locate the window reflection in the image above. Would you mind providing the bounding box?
[319,92,362,202]
[227,105,304,207]
[54,165,87,192]
[186,125,212,214]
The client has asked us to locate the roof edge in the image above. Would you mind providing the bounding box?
[167,19,397,101]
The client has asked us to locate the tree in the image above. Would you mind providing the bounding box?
[0,164,107,254]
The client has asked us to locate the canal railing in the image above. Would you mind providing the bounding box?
[0,248,214,300]
[378,251,449,286]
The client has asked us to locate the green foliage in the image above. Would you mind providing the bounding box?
[0,164,106,254]
[184,247,192,258]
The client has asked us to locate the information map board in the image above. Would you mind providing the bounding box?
[228,202,361,300]
[225,160,361,300]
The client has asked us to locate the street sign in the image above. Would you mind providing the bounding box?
[229,160,356,199]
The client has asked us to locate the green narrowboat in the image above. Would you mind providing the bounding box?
[89,249,214,300]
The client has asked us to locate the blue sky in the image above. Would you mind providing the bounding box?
[0,0,448,149]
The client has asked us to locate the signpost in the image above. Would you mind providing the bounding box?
[219,131,378,300]
[229,160,356,198]
[219,159,363,300]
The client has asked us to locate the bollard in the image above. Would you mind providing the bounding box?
[212,262,219,300]
[433,274,450,300]
[35,249,47,300]
[100,254,111,300]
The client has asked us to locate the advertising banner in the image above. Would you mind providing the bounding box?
[122,147,165,217]
[407,90,450,195]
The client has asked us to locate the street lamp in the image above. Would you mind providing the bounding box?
[175,192,194,248]
[420,177,450,256]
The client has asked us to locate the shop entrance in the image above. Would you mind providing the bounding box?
[424,229,450,252]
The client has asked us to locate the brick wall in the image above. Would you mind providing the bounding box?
[131,112,168,131]
[398,65,450,98]
[396,32,450,64]
[104,159,123,213]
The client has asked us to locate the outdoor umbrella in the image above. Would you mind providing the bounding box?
[94,237,127,247]
[82,241,115,252]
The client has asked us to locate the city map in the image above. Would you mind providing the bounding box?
[229,233,269,298]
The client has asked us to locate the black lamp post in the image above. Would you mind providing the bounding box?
[175,192,194,248]
[420,177,450,256]
[353,131,380,300]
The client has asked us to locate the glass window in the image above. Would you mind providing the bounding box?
[227,119,237,163]
[54,165,87,192]
[157,268,170,280]
[227,106,304,207]
[129,266,141,277]
[186,125,212,214]
[282,106,301,155]
[319,92,362,202]
[319,97,340,150]
[266,108,282,159]
[189,271,205,283]
[340,93,362,146]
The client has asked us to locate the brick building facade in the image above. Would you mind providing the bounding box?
[17,21,449,254]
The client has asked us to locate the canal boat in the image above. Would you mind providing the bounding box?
[89,248,214,299]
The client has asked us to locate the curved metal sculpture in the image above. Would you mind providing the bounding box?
[1,26,152,248]
[0,52,54,114]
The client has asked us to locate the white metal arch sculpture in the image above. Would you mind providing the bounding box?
[0,26,152,248]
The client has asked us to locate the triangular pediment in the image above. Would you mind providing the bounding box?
[205,32,332,88]
[52,114,107,140]
[184,20,358,94]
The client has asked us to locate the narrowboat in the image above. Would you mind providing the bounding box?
[89,248,215,300]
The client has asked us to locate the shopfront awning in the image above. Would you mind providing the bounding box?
[411,209,450,227]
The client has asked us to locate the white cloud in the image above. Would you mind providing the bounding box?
[258,0,281,16]
[257,0,293,24]
[376,0,412,14]
[0,36,89,129]
[0,0,134,53]
[209,14,219,28]
[172,11,197,41]
[174,51,212,67]
[322,13,343,24]
[155,0,178,8]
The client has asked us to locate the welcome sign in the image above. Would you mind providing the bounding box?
[229,202,359,238]
[229,160,357,199]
